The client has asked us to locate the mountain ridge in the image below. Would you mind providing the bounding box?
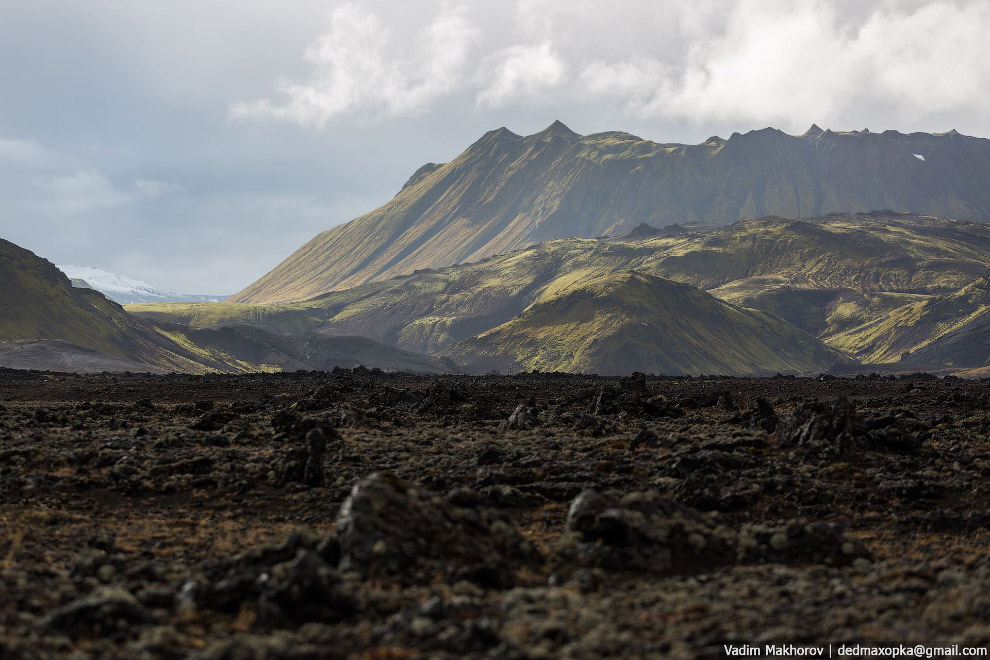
[229,122,990,304]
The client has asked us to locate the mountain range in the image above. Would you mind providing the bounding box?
[6,123,990,376]
[229,122,990,304]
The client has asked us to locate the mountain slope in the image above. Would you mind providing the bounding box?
[0,340,172,374]
[133,213,990,362]
[0,238,451,374]
[828,272,990,366]
[230,123,990,303]
[441,271,846,376]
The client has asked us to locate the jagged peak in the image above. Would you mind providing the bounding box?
[729,127,787,141]
[465,127,522,154]
[482,126,521,142]
[400,162,444,192]
[802,124,824,137]
[586,130,643,142]
[530,120,581,141]
[626,222,661,238]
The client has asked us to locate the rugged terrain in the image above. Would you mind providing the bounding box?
[229,123,990,303]
[132,212,990,374]
[2,369,989,658]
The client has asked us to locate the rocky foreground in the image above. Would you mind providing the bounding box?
[1,369,989,658]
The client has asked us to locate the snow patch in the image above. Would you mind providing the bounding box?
[58,265,163,297]
[913,153,925,161]
[56,265,225,305]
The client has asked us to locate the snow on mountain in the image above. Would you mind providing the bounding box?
[57,265,226,305]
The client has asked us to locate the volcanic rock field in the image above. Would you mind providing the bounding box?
[2,369,989,658]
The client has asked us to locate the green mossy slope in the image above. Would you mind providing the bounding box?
[132,213,990,370]
[442,272,846,376]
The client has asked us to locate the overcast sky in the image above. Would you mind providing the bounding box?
[2,0,989,294]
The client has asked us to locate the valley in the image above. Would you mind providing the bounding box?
[0,239,451,375]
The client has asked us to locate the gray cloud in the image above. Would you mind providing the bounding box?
[231,3,482,126]
[237,0,990,132]
[1,0,988,294]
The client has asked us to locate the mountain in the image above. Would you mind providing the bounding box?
[440,271,846,376]
[57,265,225,304]
[131,213,990,365]
[229,123,990,304]
[0,238,452,374]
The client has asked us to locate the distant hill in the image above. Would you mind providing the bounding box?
[57,265,225,304]
[441,271,846,376]
[229,123,990,304]
[0,239,452,374]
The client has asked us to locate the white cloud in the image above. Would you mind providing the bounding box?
[578,58,670,109]
[476,42,566,108]
[0,137,60,165]
[231,3,480,126]
[579,0,990,130]
[34,170,131,212]
[856,1,990,117]
[132,178,186,198]
[233,0,990,132]
[34,170,184,213]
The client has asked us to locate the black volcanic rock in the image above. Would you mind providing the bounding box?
[335,472,543,587]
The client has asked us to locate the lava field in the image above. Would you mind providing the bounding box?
[1,368,989,658]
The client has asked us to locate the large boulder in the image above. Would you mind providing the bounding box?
[560,489,870,575]
[336,472,543,587]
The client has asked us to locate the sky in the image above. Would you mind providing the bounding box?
[1,0,989,294]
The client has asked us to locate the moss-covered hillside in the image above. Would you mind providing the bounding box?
[441,272,847,375]
[130,213,990,372]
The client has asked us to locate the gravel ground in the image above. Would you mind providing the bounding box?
[1,368,989,658]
